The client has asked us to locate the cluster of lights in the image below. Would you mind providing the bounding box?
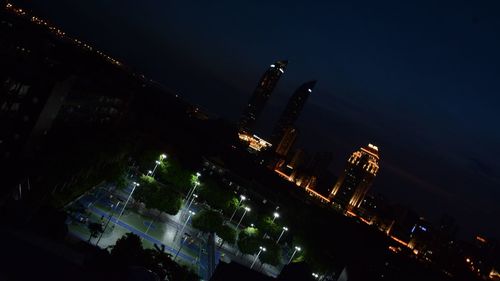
[238,132,272,152]
[465,257,482,275]
[5,2,123,67]
[5,3,26,16]
[274,167,332,204]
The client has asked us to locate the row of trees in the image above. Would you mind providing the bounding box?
[191,210,236,248]
[190,209,284,266]
[128,152,295,268]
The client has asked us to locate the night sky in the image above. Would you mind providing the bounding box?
[15,0,500,238]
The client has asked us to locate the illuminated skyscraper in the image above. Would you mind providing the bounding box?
[329,144,380,209]
[271,80,316,145]
[239,60,288,133]
[275,126,297,157]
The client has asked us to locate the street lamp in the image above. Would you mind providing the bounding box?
[185,180,199,204]
[229,195,246,222]
[236,206,250,229]
[250,246,266,269]
[185,194,198,213]
[288,246,301,264]
[151,160,161,176]
[160,154,167,160]
[272,212,280,223]
[115,181,139,227]
[276,226,288,244]
[95,201,121,246]
[186,173,201,202]
[312,273,319,279]
[174,233,191,261]
[178,210,195,241]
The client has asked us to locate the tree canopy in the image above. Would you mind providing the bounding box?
[191,209,223,233]
[237,227,262,255]
[135,175,182,215]
[197,178,234,213]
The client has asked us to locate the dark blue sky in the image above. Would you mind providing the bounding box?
[16,0,500,238]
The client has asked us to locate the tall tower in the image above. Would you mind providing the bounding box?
[239,60,288,134]
[275,126,298,157]
[271,80,316,145]
[329,144,380,210]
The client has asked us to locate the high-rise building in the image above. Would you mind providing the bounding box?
[329,144,380,209]
[271,80,316,145]
[239,60,287,134]
[308,152,333,178]
[275,126,297,157]
[289,149,307,170]
[304,151,334,190]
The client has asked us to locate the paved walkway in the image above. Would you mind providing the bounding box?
[90,206,196,263]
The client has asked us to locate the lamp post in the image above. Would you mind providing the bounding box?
[147,154,166,178]
[236,206,250,229]
[262,212,279,239]
[185,181,199,204]
[174,234,190,261]
[276,226,288,244]
[250,246,266,269]
[186,172,201,202]
[185,194,198,213]
[151,160,161,176]
[287,246,301,264]
[178,210,195,241]
[272,212,280,223]
[229,195,246,222]
[95,201,120,246]
[115,181,139,227]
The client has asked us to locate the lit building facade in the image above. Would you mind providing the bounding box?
[329,144,380,209]
[271,80,316,145]
[238,132,272,153]
[239,60,287,134]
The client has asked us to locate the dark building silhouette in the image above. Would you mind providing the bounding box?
[271,80,316,146]
[306,151,334,192]
[0,5,65,184]
[329,143,380,210]
[0,5,137,199]
[289,149,307,170]
[308,151,333,179]
[239,60,287,134]
[386,205,420,244]
[275,126,297,157]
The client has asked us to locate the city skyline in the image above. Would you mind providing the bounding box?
[1,3,498,280]
[12,0,500,239]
